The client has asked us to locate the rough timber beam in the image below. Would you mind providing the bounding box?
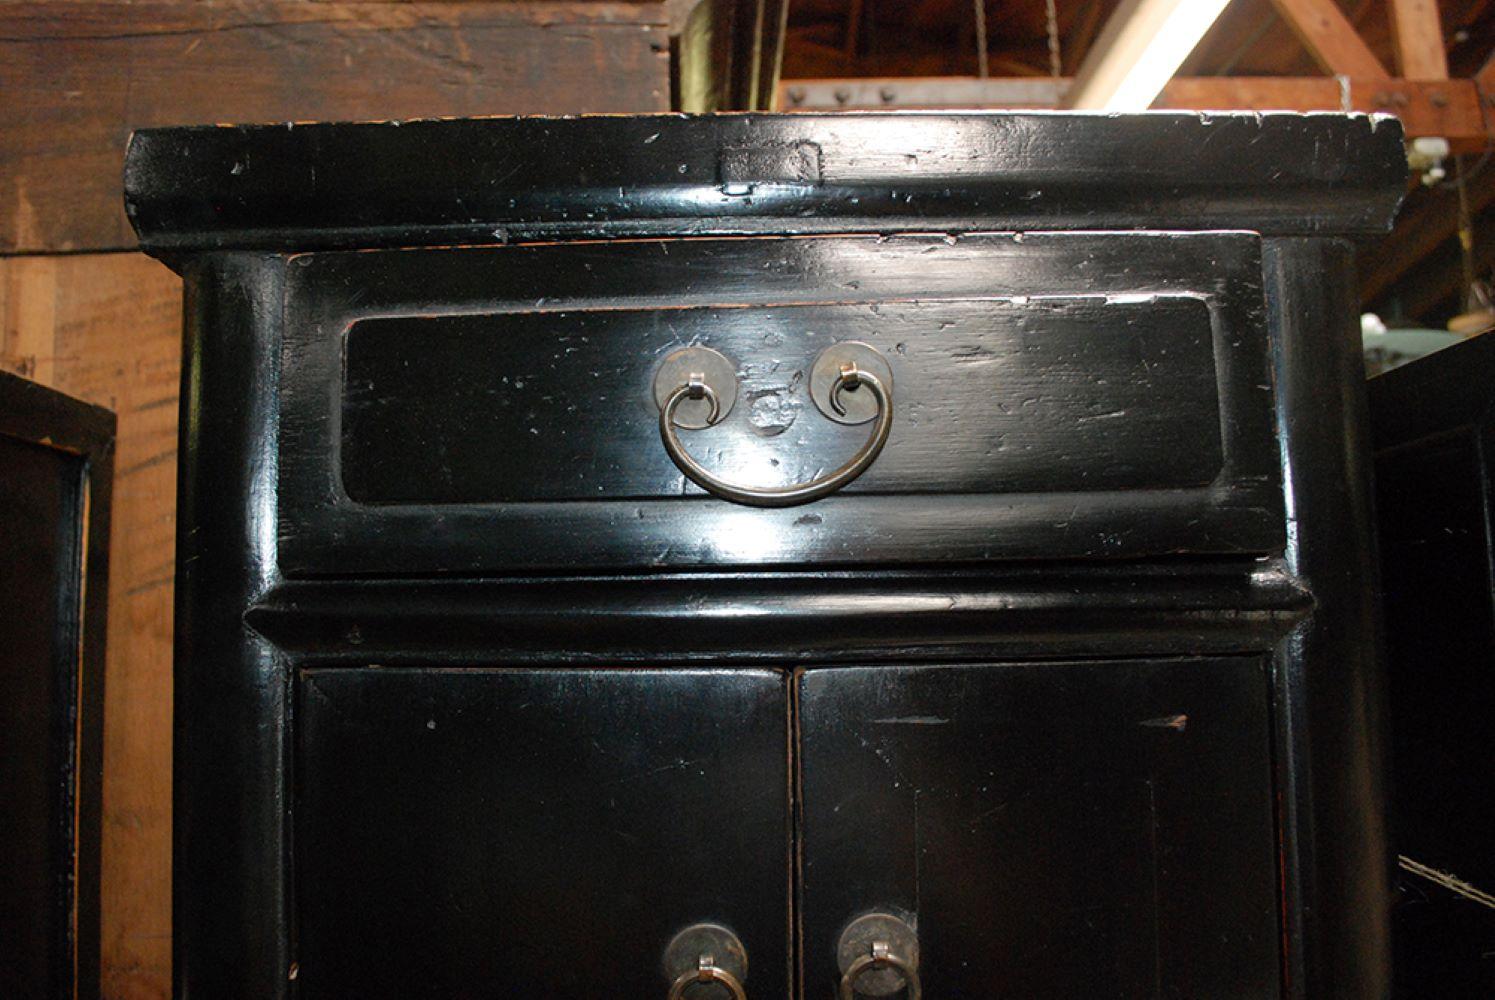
[1389,0,1450,79]
[1268,0,1390,79]
[1064,0,1231,110]
[778,76,1493,151]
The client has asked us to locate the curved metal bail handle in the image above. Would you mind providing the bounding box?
[660,366,892,508]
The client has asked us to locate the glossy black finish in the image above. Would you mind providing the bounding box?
[124,113,1406,255]
[1368,333,1495,997]
[1391,879,1495,998]
[295,667,790,998]
[281,231,1280,574]
[1264,238,1394,997]
[346,298,1223,502]
[799,658,1280,998]
[133,113,1406,999]
[0,370,113,1000]
[173,254,290,999]
[246,561,1312,667]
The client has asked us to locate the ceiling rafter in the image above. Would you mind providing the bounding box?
[1390,0,1452,78]
[1268,0,1391,78]
[778,1,1495,324]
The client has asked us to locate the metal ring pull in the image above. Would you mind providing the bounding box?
[663,922,749,1000]
[839,941,923,1000]
[660,365,893,508]
[667,956,748,1000]
[835,911,920,999]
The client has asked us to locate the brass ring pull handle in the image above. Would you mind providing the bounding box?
[839,942,923,1000]
[663,922,749,1000]
[660,365,893,508]
[835,911,920,999]
[667,957,748,1000]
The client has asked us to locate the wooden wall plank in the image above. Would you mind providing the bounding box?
[1268,0,1390,79]
[1389,0,1450,79]
[0,0,670,253]
[1,252,183,1000]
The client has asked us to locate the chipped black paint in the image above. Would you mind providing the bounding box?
[135,113,1404,999]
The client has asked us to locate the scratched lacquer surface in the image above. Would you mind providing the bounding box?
[280,230,1280,574]
[294,668,791,999]
[130,113,1405,1000]
[798,659,1279,998]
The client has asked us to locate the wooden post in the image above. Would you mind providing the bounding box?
[1389,0,1449,79]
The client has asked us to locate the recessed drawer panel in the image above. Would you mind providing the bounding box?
[279,232,1282,574]
[341,296,1222,504]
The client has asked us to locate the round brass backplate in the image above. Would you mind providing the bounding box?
[652,346,739,430]
[809,342,894,426]
[835,911,919,997]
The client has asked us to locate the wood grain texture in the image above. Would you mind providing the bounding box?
[1389,0,1450,79]
[773,75,1490,149]
[1158,76,1487,150]
[1268,0,1390,78]
[0,252,182,1000]
[0,0,669,252]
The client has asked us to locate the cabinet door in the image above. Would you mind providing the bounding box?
[798,659,1280,999]
[0,372,112,1000]
[294,667,789,998]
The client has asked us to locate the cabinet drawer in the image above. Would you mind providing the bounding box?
[278,231,1282,575]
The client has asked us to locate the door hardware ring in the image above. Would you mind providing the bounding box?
[667,957,748,1000]
[838,941,922,1000]
[663,922,748,1000]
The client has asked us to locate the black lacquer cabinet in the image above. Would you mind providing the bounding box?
[1368,334,1495,997]
[1,372,113,1000]
[125,113,1405,998]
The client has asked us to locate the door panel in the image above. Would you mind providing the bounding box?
[0,372,112,1000]
[294,667,790,999]
[0,435,82,1000]
[798,658,1280,999]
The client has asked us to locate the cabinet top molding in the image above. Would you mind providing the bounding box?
[123,111,1408,257]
